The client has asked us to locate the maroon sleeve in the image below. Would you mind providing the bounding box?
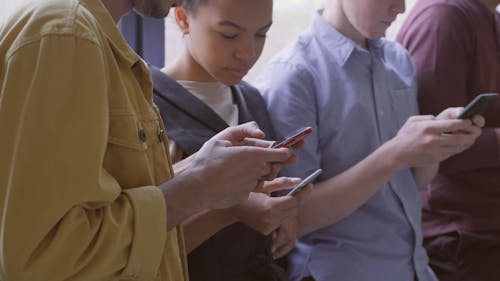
[397,4,500,174]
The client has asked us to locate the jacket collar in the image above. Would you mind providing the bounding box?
[79,0,141,68]
[311,9,385,67]
[150,66,230,132]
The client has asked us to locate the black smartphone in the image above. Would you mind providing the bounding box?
[271,126,313,149]
[456,93,498,119]
[287,168,322,196]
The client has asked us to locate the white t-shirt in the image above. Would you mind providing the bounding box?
[169,80,239,162]
[178,80,239,126]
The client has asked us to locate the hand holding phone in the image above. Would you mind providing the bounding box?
[272,126,313,149]
[287,168,322,196]
[456,93,498,119]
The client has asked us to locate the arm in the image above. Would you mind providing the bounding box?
[298,140,400,236]
[408,108,485,189]
[173,151,195,175]
[256,62,402,236]
[397,5,500,173]
[0,36,167,280]
[298,113,482,236]
[0,35,295,280]
[182,209,238,253]
[256,58,482,236]
[181,177,302,253]
[411,164,439,190]
[161,123,296,230]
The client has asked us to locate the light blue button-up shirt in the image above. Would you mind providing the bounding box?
[255,11,437,281]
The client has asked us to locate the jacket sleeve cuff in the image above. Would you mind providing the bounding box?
[121,186,167,279]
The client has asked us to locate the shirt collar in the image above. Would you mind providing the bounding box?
[79,0,141,68]
[311,10,385,67]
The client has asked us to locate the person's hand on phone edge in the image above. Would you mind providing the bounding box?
[179,127,295,211]
[270,183,313,259]
[387,107,484,169]
[271,216,297,260]
[436,107,485,127]
[229,177,311,235]
[210,121,266,146]
[436,107,485,150]
[212,122,302,181]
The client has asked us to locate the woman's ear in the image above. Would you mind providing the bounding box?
[174,7,190,35]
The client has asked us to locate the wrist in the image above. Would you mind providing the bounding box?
[378,139,406,171]
[213,208,239,227]
[181,165,213,210]
[160,170,210,229]
[227,193,255,221]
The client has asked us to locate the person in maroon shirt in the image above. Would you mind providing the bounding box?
[397,0,500,280]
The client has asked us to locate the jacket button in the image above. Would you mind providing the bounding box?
[158,129,164,143]
[138,129,147,142]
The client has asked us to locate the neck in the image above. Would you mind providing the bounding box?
[101,0,133,23]
[164,48,217,82]
[323,2,367,49]
[478,0,498,12]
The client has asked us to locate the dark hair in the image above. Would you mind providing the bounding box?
[182,0,209,13]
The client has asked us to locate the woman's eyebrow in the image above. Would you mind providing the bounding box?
[217,20,273,32]
[217,20,244,30]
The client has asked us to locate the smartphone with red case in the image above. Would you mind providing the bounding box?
[271,126,313,149]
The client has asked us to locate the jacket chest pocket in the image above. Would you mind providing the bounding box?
[104,113,171,189]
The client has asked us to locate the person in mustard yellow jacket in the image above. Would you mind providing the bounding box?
[0,0,296,280]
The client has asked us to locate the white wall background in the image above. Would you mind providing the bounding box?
[164,0,417,82]
[0,0,28,25]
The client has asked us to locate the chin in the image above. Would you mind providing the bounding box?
[367,30,386,40]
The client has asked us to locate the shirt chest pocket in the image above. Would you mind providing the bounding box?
[105,113,171,189]
[390,88,418,128]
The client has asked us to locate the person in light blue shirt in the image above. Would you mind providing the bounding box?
[254,0,485,281]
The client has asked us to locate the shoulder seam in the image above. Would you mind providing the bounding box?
[6,32,102,63]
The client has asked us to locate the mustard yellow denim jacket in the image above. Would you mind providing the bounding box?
[0,0,187,280]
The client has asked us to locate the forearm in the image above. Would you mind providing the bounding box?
[411,164,439,190]
[160,172,209,231]
[182,209,238,253]
[298,141,401,236]
[172,153,194,175]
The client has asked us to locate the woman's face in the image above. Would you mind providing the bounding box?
[180,0,273,85]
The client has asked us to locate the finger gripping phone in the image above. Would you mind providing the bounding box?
[272,126,313,149]
[287,168,322,196]
[456,93,498,119]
